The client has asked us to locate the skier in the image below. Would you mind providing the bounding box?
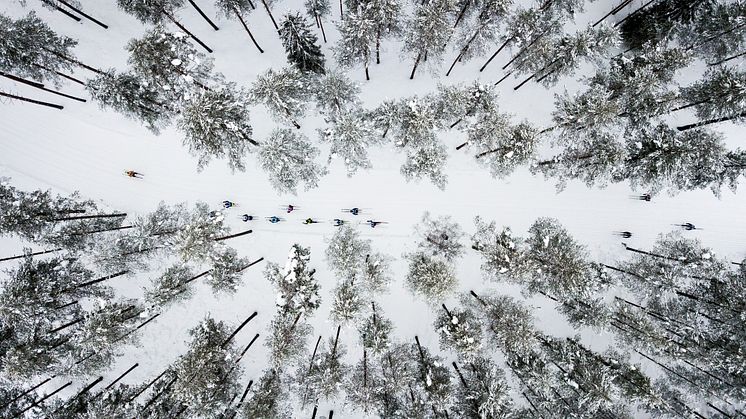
[680,222,696,231]
[304,218,319,225]
[616,231,633,238]
[366,220,383,228]
[287,204,295,213]
[268,216,281,224]
[350,207,359,215]
[223,200,234,208]
[124,170,143,178]
[639,193,651,202]
[241,214,254,222]
[333,219,344,227]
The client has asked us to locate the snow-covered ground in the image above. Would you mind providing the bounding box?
[1,0,745,417]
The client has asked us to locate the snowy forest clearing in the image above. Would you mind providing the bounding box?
[1,0,746,417]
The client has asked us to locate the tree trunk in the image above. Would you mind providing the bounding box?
[0,377,55,410]
[502,33,544,70]
[239,380,253,403]
[17,381,73,416]
[239,257,265,273]
[319,18,327,43]
[237,333,261,361]
[493,71,513,86]
[52,212,127,222]
[41,0,81,21]
[331,325,341,356]
[451,362,468,387]
[363,347,368,387]
[221,311,258,348]
[455,140,469,150]
[479,36,514,72]
[308,336,322,372]
[163,12,214,53]
[215,229,253,241]
[0,248,62,263]
[234,10,265,53]
[57,0,108,28]
[410,53,422,79]
[414,335,425,361]
[189,0,219,30]
[453,0,470,28]
[446,51,464,77]
[44,48,104,75]
[66,225,134,236]
[260,0,279,30]
[441,303,452,318]
[592,0,633,27]
[101,363,140,393]
[365,65,370,81]
[708,50,746,66]
[0,91,63,109]
[676,111,746,131]
[328,411,334,419]
[339,0,343,17]
[0,72,44,88]
[48,317,84,334]
[33,63,87,86]
[177,270,212,288]
[128,370,169,403]
[72,270,129,290]
[376,28,381,64]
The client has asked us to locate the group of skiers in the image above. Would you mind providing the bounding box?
[615,194,699,238]
[219,202,386,228]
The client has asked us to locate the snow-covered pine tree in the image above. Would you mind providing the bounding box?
[320,110,382,176]
[330,278,364,323]
[402,0,457,78]
[172,202,230,263]
[215,0,265,53]
[87,69,172,134]
[313,70,360,119]
[206,246,252,293]
[257,128,326,194]
[511,24,619,89]
[451,357,513,418]
[325,224,371,279]
[264,244,321,317]
[265,313,313,367]
[344,344,384,414]
[404,251,458,303]
[363,0,403,64]
[169,317,242,417]
[177,82,257,172]
[250,67,310,128]
[240,369,292,418]
[415,212,465,262]
[434,304,482,360]
[675,1,746,62]
[359,252,393,294]
[446,0,512,76]
[678,66,746,130]
[463,291,537,358]
[0,11,78,86]
[358,302,394,355]
[400,140,449,190]
[279,12,326,74]
[144,265,196,308]
[411,336,453,414]
[304,328,350,401]
[126,26,214,103]
[475,120,539,178]
[116,0,185,24]
[305,0,332,34]
[622,123,746,196]
[335,8,377,79]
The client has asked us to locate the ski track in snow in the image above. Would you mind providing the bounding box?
[1,0,746,417]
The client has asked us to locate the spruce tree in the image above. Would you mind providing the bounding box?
[177,82,257,172]
[320,111,381,176]
[404,251,458,303]
[250,67,310,128]
[330,278,364,323]
[264,244,321,317]
[257,129,326,194]
[279,12,326,74]
[0,11,78,86]
[325,224,372,279]
[313,70,360,119]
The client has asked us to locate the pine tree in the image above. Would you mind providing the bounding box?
[257,128,326,194]
[451,357,514,418]
[170,317,242,417]
[364,0,404,64]
[415,212,465,262]
[325,224,372,279]
[116,0,186,24]
[313,70,360,119]
[411,337,453,413]
[446,0,512,75]
[240,370,292,418]
[678,66,746,128]
[320,111,381,176]
[335,8,377,79]
[206,246,252,293]
[177,82,257,172]
[304,328,350,400]
[264,244,321,317]
[126,26,214,103]
[434,305,482,360]
[359,252,393,294]
[402,0,456,79]
[279,12,325,74]
[404,251,458,303]
[400,141,449,190]
[250,67,310,128]
[0,11,78,86]
[474,121,539,178]
[144,265,196,308]
[172,202,230,263]
[87,69,172,134]
[358,302,394,355]
[675,1,746,61]
[330,278,364,323]
[344,344,385,414]
[464,291,537,358]
[265,314,313,367]
[619,0,716,50]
